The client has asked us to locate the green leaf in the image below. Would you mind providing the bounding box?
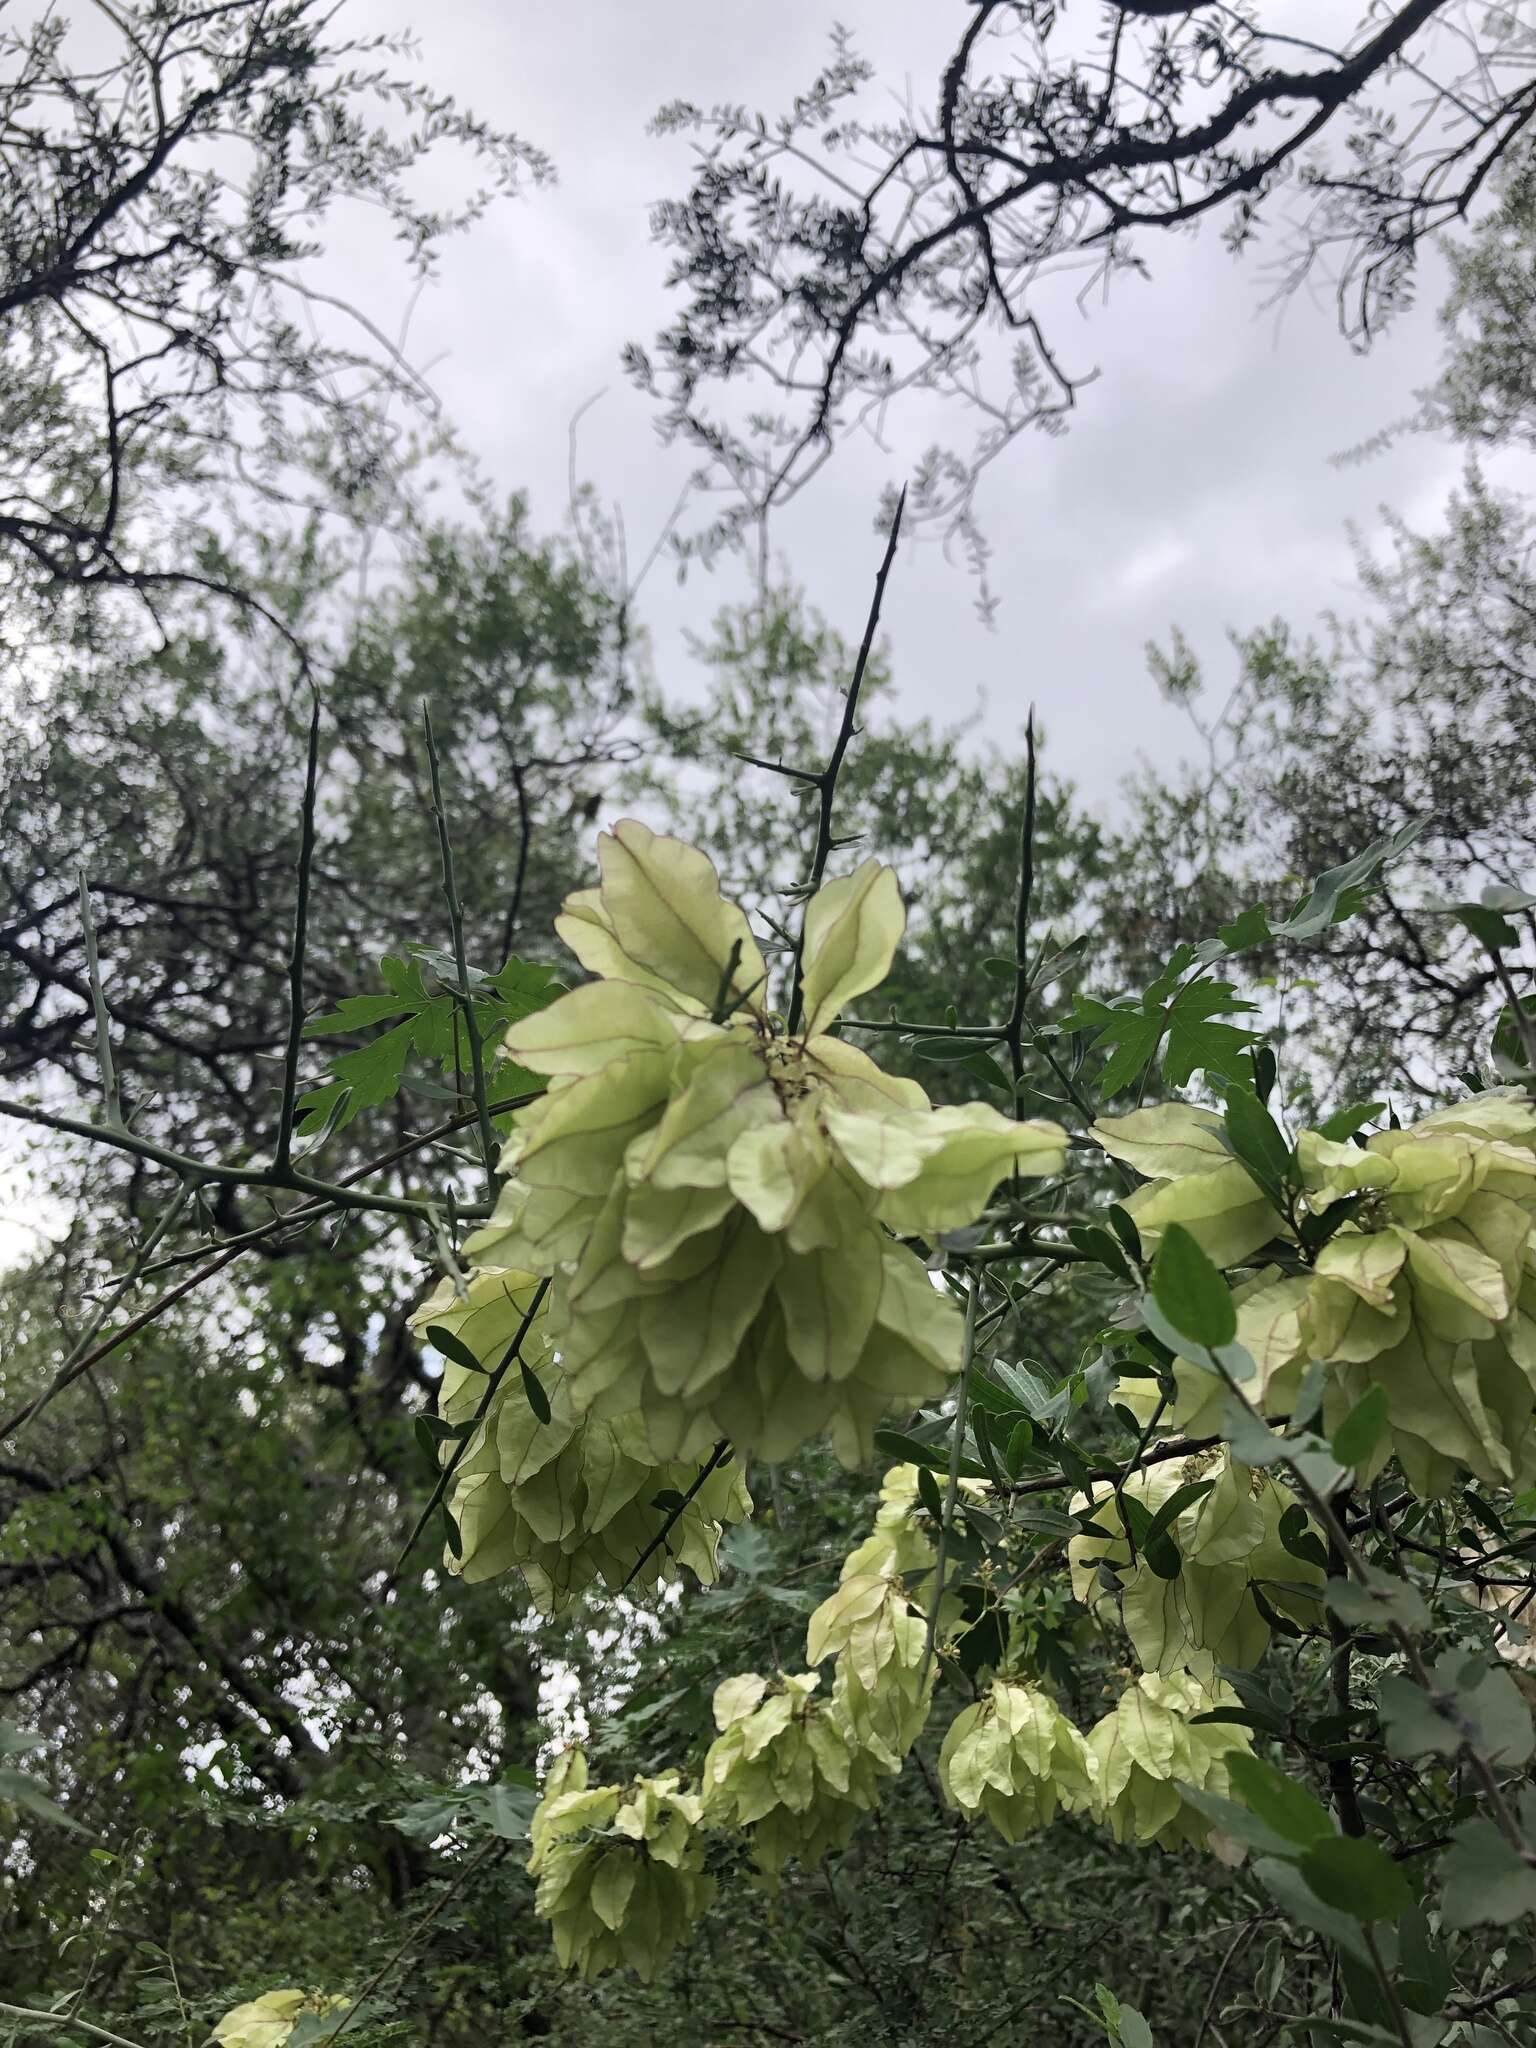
[1225,1752,1334,1849]
[424,1324,489,1375]
[1270,823,1423,943]
[917,1465,945,1519]
[970,1407,1006,1488]
[1325,1571,1429,1632]
[1119,1493,1181,1579]
[1298,1836,1413,1923]
[1277,1503,1329,1572]
[1069,1224,1137,1276]
[1215,903,1273,954]
[1252,1855,1373,1964]
[872,1428,952,1474]
[1382,1659,1535,1766]
[1439,1816,1536,1928]
[1179,1784,1301,1858]
[1452,903,1522,952]
[1005,1418,1035,1479]
[1142,1479,1216,1550]
[387,1791,465,1840]
[1317,1102,1386,1143]
[1219,1396,1288,1467]
[1222,1083,1292,1197]
[296,950,557,1135]
[1331,1385,1390,1471]
[1059,997,1165,1096]
[519,1360,552,1426]
[1149,1224,1237,1350]
[911,1035,1000,1063]
[1107,1205,1143,1265]
[1161,979,1260,1089]
[473,1780,537,1840]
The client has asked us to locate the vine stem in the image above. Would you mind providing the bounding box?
[328,1836,504,2043]
[1002,708,1037,1094]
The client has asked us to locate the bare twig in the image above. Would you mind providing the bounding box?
[274,688,322,1172]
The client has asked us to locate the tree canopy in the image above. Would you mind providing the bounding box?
[4,6,1536,2047]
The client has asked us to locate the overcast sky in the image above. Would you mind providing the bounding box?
[328,0,1507,812]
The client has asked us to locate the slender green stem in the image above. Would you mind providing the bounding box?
[0,1094,446,1222]
[0,1092,540,1444]
[328,1836,502,2043]
[1488,945,1536,1072]
[18,1179,195,1443]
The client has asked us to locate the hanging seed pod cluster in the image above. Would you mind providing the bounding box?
[477,822,1065,1468]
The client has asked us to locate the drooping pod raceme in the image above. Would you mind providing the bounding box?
[1068,1450,1325,1681]
[410,1267,750,1612]
[1087,1672,1254,1848]
[838,1461,938,1579]
[700,1670,890,1875]
[805,1558,936,1767]
[211,1993,349,2048]
[483,822,1066,1465]
[938,1680,1097,1842]
[527,1750,713,1980]
[1094,1094,1536,1496]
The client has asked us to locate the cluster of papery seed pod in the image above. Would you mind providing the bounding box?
[939,1680,1096,1840]
[480,822,1065,1467]
[1097,1093,1536,1496]
[700,1671,892,1875]
[527,1751,714,1981]
[1067,1449,1326,1680]
[408,1267,750,1613]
